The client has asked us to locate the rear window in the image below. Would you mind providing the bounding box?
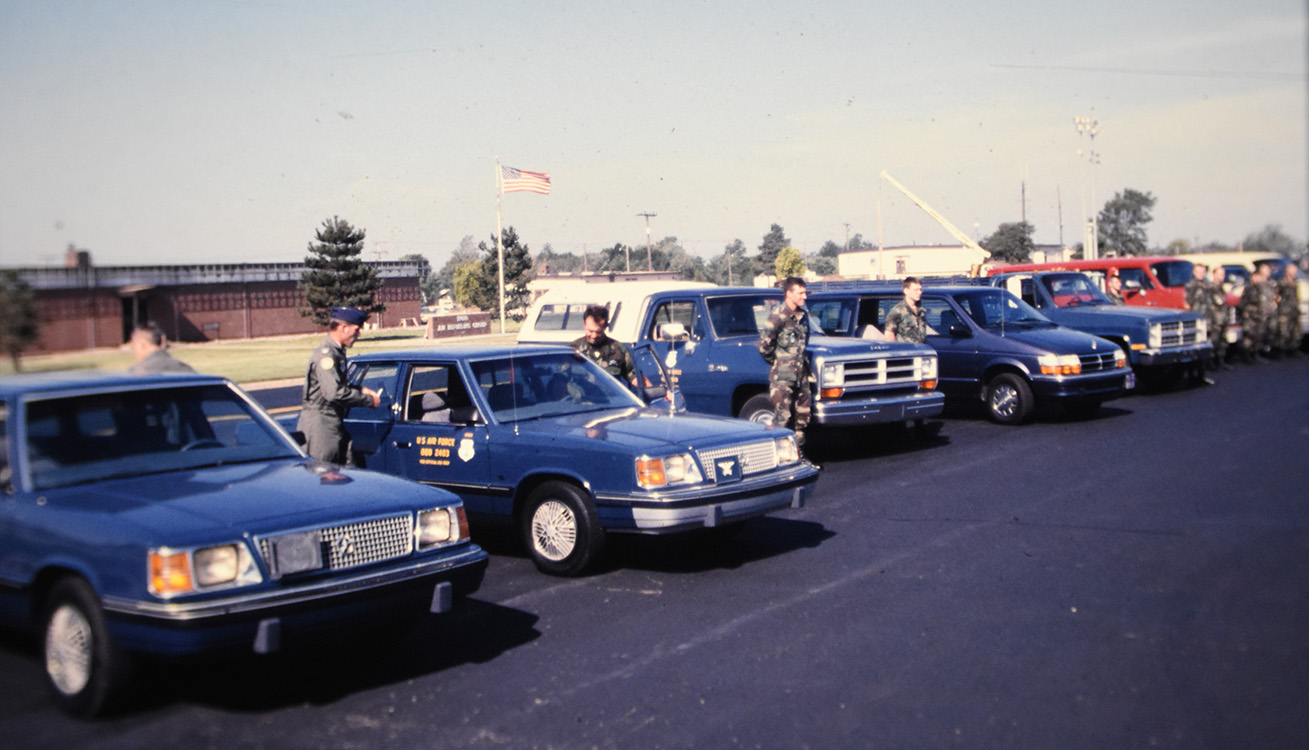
[532,302,618,333]
[1150,260,1194,288]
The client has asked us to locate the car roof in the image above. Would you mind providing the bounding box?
[0,370,229,399]
[351,343,576,363]
[529,280,716,303]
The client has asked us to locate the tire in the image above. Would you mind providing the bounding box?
[521,481,605,576]
[41,577,132,717]
[738,394,775,426]
[985,373,1034,425]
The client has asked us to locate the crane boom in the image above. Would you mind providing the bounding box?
[879,170,983,252]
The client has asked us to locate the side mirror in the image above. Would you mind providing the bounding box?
[948,324,972,338]
[658,322,689,342]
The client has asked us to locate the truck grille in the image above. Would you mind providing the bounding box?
[257,514,414,575]
[1078,351,1120,372]
[1157,320,1204,348]
[838,356,930,390]
[696,440,779,483]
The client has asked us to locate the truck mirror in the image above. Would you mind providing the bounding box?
[658,322,689,342]
[949,324,972,338]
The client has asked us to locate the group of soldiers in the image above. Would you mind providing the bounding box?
[1184,261,1304,370]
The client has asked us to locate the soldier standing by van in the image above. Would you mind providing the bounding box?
[884,277,927,344]
[1275,264,1302,357]
[1239,264,1272,362]
[1208,266,1231,369]
[758,277,813,458]
[1184,264,1216,384]
[572,304,637,387]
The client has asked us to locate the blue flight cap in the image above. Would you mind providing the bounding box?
[330,306,369,326]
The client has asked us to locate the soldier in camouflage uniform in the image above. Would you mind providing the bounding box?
[1207,266,1231,369]
[757,277,813,452]
[1183,264,1216,382]
[1274,264,1302,357]
[884,277,928,343]
[572,304,637,387]
[1239,264,1273,362]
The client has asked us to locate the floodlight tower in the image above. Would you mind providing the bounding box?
[1074,115,1101,259]
[638,212,657,271]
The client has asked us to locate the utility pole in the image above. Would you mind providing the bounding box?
[844,222,851,253]
[637,212,656,272]
[1075,115,1101,260]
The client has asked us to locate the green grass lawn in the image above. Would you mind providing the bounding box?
[2,322,522,385]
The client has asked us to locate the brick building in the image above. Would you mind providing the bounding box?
[11,255,426,353]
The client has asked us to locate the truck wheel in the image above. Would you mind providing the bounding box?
[42,577,132,717]
[739,394,776,426]
[986,373,1033,425]
[521,481,605,576]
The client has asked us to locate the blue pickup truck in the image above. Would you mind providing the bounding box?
[985,271,1211,382]
[519,284,945,428]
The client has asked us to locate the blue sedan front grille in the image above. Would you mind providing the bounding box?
[257,514,414,577]
[696,441,779,483]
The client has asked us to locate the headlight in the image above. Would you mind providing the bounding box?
[1196,319,1208,339]
[775,435,799,465]
[918,356,938,387]
[1113,348,1128,368]
[1148,323,1162,349]
[418,506,464,548]
[149,543,261,598]
[820,362,844,387]
[1037,353,1081,375]
[636,453,704,489]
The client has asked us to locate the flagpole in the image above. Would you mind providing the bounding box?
[495,158,506,334]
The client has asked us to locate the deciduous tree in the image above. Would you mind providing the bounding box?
[981,222,1035,264]
[0,270,39,370]
[1097,189,1156,257]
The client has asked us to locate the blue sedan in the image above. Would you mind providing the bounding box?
[0,371,487,716]
[332,345,820,576]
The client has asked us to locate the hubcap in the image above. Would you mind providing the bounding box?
[531,500,577,562]
[748,410,775,426]
[991,384,1018,418]
[46,604,93,696]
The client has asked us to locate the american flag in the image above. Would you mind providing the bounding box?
[501,165,551,195]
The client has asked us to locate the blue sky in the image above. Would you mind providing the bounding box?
[1,1,1304,268]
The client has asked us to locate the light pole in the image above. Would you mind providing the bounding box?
[1074,115,1101,259]
[637,212,656,271]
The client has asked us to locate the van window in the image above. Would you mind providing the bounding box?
[1150,260,1193,288]
[532,302,618,333]
[1116,267,1154,291]
[647,300,698,339]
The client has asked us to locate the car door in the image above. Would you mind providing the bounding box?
[919,295,981,398]
[642,297,723,415]
[343,361,402,460]
[377,363,502,516]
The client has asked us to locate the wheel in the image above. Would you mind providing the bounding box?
[520,481,605,576]
[42,577,132,717]
[738,394,775,426]
[985,373,1034,425]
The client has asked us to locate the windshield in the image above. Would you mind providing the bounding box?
[1040,273,1113,307]
[952,288,1053,328]
[24,383,300,490]
[1151,260,1194,288]
[469,351,644,423]
[706,295,778,338]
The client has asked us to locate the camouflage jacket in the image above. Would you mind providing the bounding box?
[758,304,811,383]
[884,300,928,343]
[1275,277,1300,315]
[1184,279,1212,316]
[572,334,636,384]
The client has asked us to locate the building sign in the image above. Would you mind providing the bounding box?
[426,312,491,339]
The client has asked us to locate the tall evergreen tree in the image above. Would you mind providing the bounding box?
[756,223,790,273]
[0,270,39,370]
[298,216,384,325]
[472,226,535,320]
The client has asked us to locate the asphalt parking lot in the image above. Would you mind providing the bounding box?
[2,357,1306,749]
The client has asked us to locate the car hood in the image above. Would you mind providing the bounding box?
[1047,305,1198,325]
[809,334,933,357]
[42,459,456,541]
[985,324,1114,354]
[505,406,780,452]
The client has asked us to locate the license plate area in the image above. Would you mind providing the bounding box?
[269,530,324,578]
